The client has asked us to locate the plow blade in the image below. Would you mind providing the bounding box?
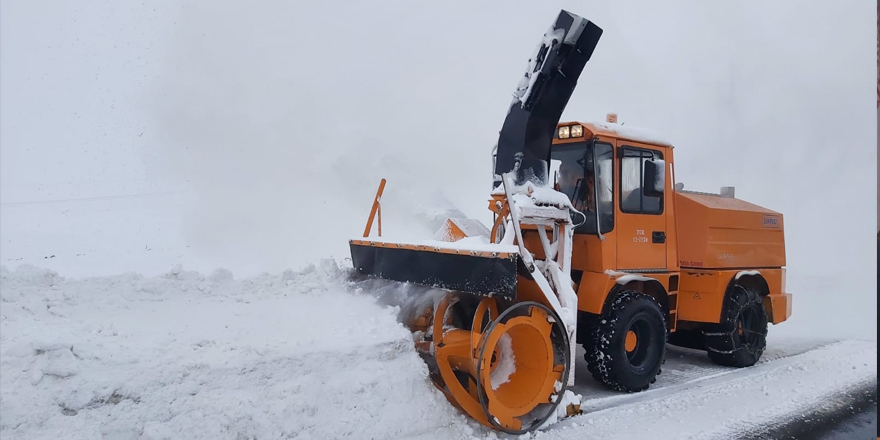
[349,239,521,300]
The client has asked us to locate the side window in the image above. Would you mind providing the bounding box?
[620,148,663,214]
[593,142,614,233]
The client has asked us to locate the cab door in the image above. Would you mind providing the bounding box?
[615,143,668,271]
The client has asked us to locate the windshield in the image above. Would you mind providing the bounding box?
[551,141,614,235]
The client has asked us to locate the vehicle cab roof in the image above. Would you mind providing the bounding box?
[554,120,674,148]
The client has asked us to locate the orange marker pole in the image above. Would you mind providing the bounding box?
[363,178,387,238]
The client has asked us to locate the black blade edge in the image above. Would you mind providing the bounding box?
[349,243,518,300]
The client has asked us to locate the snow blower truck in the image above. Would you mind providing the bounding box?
[348,10,792,434]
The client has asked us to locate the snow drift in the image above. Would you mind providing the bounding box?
[0,262,478,440]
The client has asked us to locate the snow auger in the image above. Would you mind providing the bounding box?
[349,10,602,433]
[349,7,794,435]
[352,173,583,433]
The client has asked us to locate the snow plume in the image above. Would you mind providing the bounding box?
[142,1,534,276]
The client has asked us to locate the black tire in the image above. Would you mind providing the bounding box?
[585,290,667,392]
[703,284,768,367]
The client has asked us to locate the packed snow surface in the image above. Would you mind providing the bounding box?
[0,263,474,440]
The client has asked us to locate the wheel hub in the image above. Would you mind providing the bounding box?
[625,330,638,352]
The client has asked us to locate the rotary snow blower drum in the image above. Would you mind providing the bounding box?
[398,283,572,433]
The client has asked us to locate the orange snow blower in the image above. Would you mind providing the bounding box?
[349,9,792,434]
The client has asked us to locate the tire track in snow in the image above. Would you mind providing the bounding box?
[571,338,849,414]
[530,339,876,440]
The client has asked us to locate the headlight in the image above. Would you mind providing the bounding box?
[558,126,570,139]
[570,124,583,137]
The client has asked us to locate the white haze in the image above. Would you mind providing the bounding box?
[1,1,875,338]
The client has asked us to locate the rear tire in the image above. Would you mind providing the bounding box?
[585,290,667,392]
[704,285,768,367]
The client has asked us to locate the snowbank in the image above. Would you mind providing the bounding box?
[0,263,476,440]
[1,263,875,440]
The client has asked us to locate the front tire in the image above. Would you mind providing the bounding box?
[704,285,768,367]
[585,290,667,392]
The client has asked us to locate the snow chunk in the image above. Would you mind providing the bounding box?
[616,274,655,284]
[605,270,656,284]
[490,333,516,390]
[431,218,491,242]
[491,179,577,213]
[513,26,566,108]
[538,389,582,430]
[736,270,761,280]
[512,13,590,110]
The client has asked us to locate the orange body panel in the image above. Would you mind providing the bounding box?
[574,233,617,273]
[675,191,785,269]
[675,268,790,324]
[576,271,622,314]
[576,270,680,330]
[677,269,731,322]
[435,219,468,242]
[522,230,616,274]
[758,268,792,324]
[613,139,670,271]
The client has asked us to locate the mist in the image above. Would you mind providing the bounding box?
[2,1,875,338]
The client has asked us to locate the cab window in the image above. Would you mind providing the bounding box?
[620,147,663,214]
[550,141,614,234]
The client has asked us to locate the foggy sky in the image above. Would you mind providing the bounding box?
[1,0,875,337]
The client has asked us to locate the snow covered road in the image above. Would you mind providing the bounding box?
[1,263,875,440]
[553,339,876,439]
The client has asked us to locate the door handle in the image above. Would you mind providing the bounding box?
[652,231,666,244]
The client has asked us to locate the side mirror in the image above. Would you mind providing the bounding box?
[643,159,665,197]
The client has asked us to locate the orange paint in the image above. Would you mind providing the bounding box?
[544,121,791,329]
[362,178,386,238]
[625,330,637,352]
